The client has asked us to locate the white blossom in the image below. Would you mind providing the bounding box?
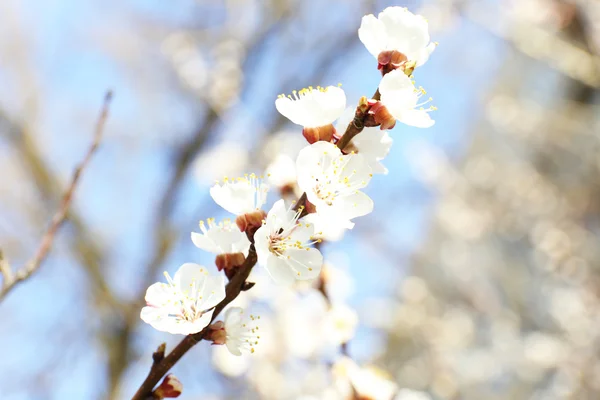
[140,263,226,335]
[254,199,323,285]
[359,6,436,67]
[223,307,260,356]
[210,173,269,215]
[336,107,393,174]
[379,69,436,128]
[296,141,374,223]
[191,218,251,256]
[275,86,346,128]
[265,154,298,189]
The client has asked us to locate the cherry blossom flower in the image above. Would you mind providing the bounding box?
[379,69,436,128]
[210,173,269,215]
[296,141,374,224]
[254,199,323,285]
[276,86,346,143]
[336,107,393,174]
[359,6,436,67]
[140,263,226,335]
[223,307,260,356]
[191,218,251,256]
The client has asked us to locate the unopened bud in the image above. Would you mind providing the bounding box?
[358,96,370,113]
[302,124,335,144]
[153,374,182,399]
[205,321,227,345]
[403,60,417,76]
[215,252,246,272]
[236,210,267,233]
[369,102,396,130]
[377,50,407,75]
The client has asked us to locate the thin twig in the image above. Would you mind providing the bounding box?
[0,91,114,300]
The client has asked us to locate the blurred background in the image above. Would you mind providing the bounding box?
[1,0,599,399]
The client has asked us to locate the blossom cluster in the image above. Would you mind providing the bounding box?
[140,6,438,397]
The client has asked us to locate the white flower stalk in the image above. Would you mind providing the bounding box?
[254,199,323,285]
[359,6,436,67]
[140,263,226,335]
[379,69,436,128]
[336,107,393,174]
[296,141,374,223]
[210,173,269,216]
[224,307,260,356]
[276,86,346,143]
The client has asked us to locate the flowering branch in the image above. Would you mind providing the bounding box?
[131,245,257,400]
[133,6,438,399]
[0,91,113,301]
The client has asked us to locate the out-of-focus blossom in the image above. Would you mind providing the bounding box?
[378,69,436,128]
[333,357,398,400]
[265,154,298,189]
[394,388,432,400]
[324,304,359,344]
[140,263,225,335]
[254,199,323,285]
[193,142,249,184]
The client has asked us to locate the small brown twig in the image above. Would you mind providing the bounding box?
[0,91,113,301]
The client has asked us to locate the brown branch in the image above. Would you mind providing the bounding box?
[0,91,113,301]
[131,245,258,400]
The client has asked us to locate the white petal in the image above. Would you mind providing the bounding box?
[253,225,271,267]
[197,275,227,310]
[333,191,374,221]
[264,254,296,285]
[276,87,346,128]
[191,232,220,253]
[398,109,435,128]
[265,199,289,231]
[380,7,430,58]
[358,14,387,57]
[337,153,372,190]
[289,220,314,244]
[285,248,323,280]
[173,263,209,290]
[296,142,341,201]
[144,282,173,308]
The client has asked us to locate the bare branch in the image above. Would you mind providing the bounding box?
[0,91,114,300]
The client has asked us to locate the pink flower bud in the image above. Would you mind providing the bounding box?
[369,102,396,130]
[377,50,408,75]
[302,124,336,144]
[205,321,227,345]
[235,210,267,233]
[153,374,182,399]
[215,252,246,272]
